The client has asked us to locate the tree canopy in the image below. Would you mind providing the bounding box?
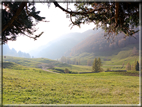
[2,1,46,44]
[54,2,139,39]
[1,1,140,44]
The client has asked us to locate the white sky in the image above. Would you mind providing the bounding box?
[7,3,95,53]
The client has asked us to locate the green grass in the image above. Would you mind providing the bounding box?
[52,65,92,73]
[3,56,72,68]
[3,56,41,68]
[3,66,139,104]
[51,64,138,74]
[3,61,30,70]
[3,55,140,104]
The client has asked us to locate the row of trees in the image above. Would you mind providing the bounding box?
[60,56,95,66]
[126,61,139,71]
[60,56,81,65]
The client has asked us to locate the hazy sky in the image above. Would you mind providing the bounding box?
[7,3,95,53]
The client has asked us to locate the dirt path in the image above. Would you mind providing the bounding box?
[38,63,59,74]
[42,68,59,74]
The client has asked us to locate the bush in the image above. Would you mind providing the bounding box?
[64,68,69,73]
[106,68,111,71]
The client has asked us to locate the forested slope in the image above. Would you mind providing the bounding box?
[68,29,139,57]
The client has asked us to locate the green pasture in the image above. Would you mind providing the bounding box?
[2,55,140,104]
[3,62,140,104]
[52,65,92,73]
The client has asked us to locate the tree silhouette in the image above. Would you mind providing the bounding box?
[135,61,139,71]
[2,1,139,44]
[92,57,102,72]
[2,2,46,44]
[54,2,139,40]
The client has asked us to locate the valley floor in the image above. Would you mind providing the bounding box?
[3,67,140,104]
[2,56,140,105]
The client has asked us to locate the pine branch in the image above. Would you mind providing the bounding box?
[53,1,105,15]
[2,2,27,32]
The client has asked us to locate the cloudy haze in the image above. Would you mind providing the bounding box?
[7,3,95,53]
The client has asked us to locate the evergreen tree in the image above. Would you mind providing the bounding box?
[54,2,139,39]
[92,58,102,72]
[2,1,139,44]
[135,61,139,71]
[98,57,102,72]
[92,58,97,72]
[98,58,102,66]
[2,2,46,44]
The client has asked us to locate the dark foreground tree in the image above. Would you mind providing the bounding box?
[1,1,46,44]
[1,1,139,44]
[54,1,139,40]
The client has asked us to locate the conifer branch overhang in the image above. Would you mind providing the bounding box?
[2,2,27,32]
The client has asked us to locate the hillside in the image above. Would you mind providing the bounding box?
[28,29,101,59]
[3,61,30,70]
[3,56,71,69]
[68,29,139,57]
[60,29,139,66]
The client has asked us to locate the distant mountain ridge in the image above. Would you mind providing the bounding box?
[3,44,31,58]
[29,29,101,59]
[29,28,139,60]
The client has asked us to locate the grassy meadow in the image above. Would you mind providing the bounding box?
[3,56,140,104]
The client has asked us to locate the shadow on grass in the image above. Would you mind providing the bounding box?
[111,70,139,77]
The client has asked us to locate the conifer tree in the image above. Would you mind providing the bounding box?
[92,58,97,72]
[2,2,46,44]
[92,58,102,72]
[135,61,139,71]
[98,57,103,72]
[2,1,139,44]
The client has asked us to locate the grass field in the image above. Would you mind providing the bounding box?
[3,60,140,104]
[52,65,92,73]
